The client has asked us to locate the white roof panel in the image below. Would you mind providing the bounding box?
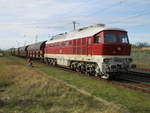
[46,24,126,44]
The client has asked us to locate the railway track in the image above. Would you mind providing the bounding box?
[124,71,150,83]
[132,67,150,73]
[129,70,150,76]
[44,63,150,94]
[120,78,150,88]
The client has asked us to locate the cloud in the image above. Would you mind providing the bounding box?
[0,0,150,49]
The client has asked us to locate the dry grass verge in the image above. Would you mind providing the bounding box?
[0,57,123,113]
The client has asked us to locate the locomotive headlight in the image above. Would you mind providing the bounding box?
[117,47,122,51]
[103,58,111,63]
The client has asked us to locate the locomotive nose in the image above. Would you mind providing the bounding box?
[115,45,130,55]
[104,44,130,55]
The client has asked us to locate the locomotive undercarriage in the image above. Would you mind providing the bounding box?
[44,57,132,79]
[70,61,126,79]
[100,57,136,79]
[70,61,97,75]
[70,57,135,79]
[100,63,127,79]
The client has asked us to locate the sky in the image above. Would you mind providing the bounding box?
[0,0,150,49]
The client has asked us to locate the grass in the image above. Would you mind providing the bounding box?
[37,63,150,113]
[4,52,150,113]
[0,54,123,113]
[131,49,150,68]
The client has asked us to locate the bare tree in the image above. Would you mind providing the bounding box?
[136,42,149,48]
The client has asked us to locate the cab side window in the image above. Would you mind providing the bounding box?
[94,36,101,43]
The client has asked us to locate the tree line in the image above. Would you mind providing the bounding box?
[132,42,150,49]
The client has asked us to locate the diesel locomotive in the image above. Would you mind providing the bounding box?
[11,24,135,79]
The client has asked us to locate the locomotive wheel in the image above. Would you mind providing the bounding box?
[93,64,100,77]
[76,63,80,72]
[74,63,78,72]
[91,64,97,76]
[70,63,74,70]
[85,64,91,75]
[70,62,77,71]
[77,63,82,73]
[80,64,85,73]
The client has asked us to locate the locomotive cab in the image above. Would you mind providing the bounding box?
[103,30,131,55]
[94,30,134,79]
[93,30,131,55]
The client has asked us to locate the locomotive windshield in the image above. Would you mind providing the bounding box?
[104,32,129,43]
[119,33,129,43]
[105,33,117,43]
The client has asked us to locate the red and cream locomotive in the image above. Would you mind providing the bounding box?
[44,24,134,79]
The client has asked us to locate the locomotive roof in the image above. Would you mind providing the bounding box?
[27,41,46,51]
[46,24,127,44]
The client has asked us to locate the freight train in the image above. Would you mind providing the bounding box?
[11,24,135,79]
